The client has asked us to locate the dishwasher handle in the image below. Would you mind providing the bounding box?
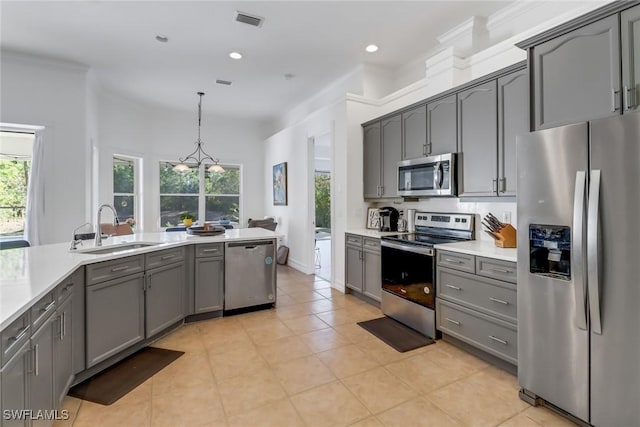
[227,240,274,249]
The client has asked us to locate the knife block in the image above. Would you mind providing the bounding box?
[493,224,517,248]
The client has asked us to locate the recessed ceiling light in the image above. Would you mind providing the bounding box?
[229,52,243,60]
[365,44,379,53]
[284,73,295,80]
[155,35,169,43]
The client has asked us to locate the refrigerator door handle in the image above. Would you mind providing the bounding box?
[587,169,602,335]
[572,170,588,330]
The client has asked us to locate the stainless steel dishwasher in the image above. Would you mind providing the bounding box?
[224,239,276,310]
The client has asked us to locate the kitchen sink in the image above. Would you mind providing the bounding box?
[74,242,159,255]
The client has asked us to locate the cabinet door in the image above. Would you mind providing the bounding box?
[427,94,458,155]
[54,297,73,408]
[86,273,145,368]
[458,80,498,197]
[1,341,29,427]
[533,15,621,129]
[345,245,363,292]
[194,257,224,313]
[70,268,85,375]
[402,105,427,159]
[30,316,55,425]
[498,69,528,196]
[363,250,381,302]
[381,115,401,197]
[363,123,382,199]
[622,4,640,113]
[146,262,185,336]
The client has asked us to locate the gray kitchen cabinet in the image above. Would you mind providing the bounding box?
[531,15,621,129]
[622,4,640,113]
[427,94,458,156]
[345,234,381,302]
[146,261,185,336]
[363,123,382,199]
[497,68,528,196]
[381,115,401,198]
[194,244,224,314]
[458,80,498,197]
[29,312,56,426]
[402,104,427,159]
[69,268,84,375]
[86,272,145,368]
[1,340,29,427]
[54,295,72,408]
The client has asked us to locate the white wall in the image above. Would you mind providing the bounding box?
[0,51,90,245]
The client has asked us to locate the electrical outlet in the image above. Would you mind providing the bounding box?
[502,211,512,224]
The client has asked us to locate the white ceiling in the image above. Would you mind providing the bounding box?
[1,1,512,123]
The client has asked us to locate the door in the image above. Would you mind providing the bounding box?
[427,94,457,156]
[363,123,381,198]
[363,250,381,301]
[533,15,621,129]
[402,105,426,159]
[621,4,640,113]
[345,244,363,292]
[589,114,640,426]
[381,114,401,197]
[146,262,185,337]
[194,257,224,313]
[498,69,528,196]
[54,297,73,407]
[516,122,589,421]
[458,81,498,197]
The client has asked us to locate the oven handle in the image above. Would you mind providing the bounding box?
[381,240,434,256]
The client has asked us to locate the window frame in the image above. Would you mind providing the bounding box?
[113,154,142,230]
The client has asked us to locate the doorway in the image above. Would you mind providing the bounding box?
[313,132,331,281]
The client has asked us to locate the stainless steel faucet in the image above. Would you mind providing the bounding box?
[95,204,119,246]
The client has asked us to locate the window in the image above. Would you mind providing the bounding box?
[0,131,34,239]
[113,156,136,223]
[159,162,240,227]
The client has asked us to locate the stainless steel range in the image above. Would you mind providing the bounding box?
[381,212,474,338]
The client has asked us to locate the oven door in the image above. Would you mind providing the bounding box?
[397,153,455,197]
[381,240,435,309]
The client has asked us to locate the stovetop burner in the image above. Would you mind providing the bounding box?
[381,212,475,248]
[382,233,465,247]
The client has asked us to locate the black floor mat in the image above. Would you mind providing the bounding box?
[68,347,184,405]
[358,317,435,352]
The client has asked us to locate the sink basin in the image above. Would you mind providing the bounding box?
[75,242,159,255]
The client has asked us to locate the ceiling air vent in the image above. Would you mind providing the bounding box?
[234,11,264,28]
[216,79,233,86]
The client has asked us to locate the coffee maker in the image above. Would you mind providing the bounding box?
[378,206,399,232]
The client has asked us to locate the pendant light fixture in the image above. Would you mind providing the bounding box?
[173,92,225,173]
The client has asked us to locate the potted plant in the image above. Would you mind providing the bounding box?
[180,212,195,227]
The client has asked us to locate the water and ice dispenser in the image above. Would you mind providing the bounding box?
[529,225,571,280]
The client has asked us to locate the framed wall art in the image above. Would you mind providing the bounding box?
[366,207,380,229]
[273,162,288,206]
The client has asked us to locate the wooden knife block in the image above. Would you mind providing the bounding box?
[493,224,517,248]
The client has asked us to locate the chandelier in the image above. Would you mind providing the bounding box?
[173,92,224,173]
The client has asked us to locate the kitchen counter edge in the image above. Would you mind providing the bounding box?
[434,241,517,263]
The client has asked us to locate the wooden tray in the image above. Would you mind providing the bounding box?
[186,226,226,236]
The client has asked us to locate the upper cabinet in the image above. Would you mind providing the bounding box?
[363,116,401,199]
[402,105,426,160]
[427,94,458,156]
[519,3,640,129]
[363,123,382,199]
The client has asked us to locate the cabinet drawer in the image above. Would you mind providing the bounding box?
[345,234,363,247]
[363,237,380,253]
[437,299,517,365]
[437,250,475,273]
[476,257,517,283]
[30,290,56,330]
[438,268,517,323]
[86,255,144,285]
[195,243,224,258]
[146,247,185,269]
[1,311,30,366]
[57,279,75,303]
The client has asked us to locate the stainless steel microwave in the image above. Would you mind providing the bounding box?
[397,153,457,197]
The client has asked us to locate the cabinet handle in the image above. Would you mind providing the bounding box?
[161,254,175,260]
[490,267,511,274]
[34,343,39,376]
[445,318,460,326]
[62,311,66,338]
[427,142,432,155]
[446,284,462,291]
[111,265,130,272]
[9,326,29,342]
[489,335,508,345]
[499,177,506,193]
[202,248,219,253]
[612,88,621,112]
[422,144,427,156]
[492,179,498,193]
[444,258,462,264]
[61,284,73,294]
[40,301,55,314]
[58,315,64,340]
[489,297,509,305]
[625,85,636,110]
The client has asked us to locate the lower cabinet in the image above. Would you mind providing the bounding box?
[436,250,517,365]
[145,262,185,336]
[29,314,55,427]
[54,296,73,408]
[194,244,224,313]
[345,234,381,302]
[86,273,145,368]
[1,340,29,427]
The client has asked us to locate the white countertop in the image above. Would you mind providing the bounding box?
[346,229,405,238]
[434,240,517,263]
[0,229,281,331]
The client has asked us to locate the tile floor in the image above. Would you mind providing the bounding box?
[56,266,576,427]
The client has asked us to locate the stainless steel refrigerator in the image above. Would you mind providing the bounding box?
[517,113,640,426]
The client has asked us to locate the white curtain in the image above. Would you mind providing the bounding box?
[24,131,45,245]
